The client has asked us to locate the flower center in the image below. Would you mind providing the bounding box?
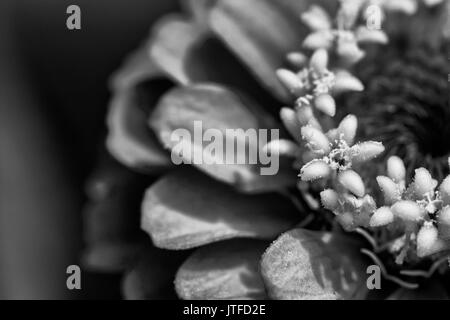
[339,45,449,180]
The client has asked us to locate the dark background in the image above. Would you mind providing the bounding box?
[0,0,179,299]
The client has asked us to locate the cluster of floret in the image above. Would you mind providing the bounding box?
[274,0,449,279]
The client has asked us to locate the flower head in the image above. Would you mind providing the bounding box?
[277,49,363,117]
[300,114,384,183]
[84,0,450,300]
[370,157,450,262]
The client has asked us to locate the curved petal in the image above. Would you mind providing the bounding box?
[208,0,305,101]
[149,83,296,192]
[141,168,299,250]
[149,15,209,84]
[207,0,338,101]
[122,245,190,300]
[109,40,161,91]
[175,239,269,299]
[149,15,281,111]
[261,228,368,300]
[106,88,172,173]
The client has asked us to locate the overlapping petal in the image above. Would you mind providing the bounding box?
[141,168,299,250]
[149,83,297,192]
[261,228,368,299]
[207,0,337,101]
[106,89,172,173]
[175,239,268,299]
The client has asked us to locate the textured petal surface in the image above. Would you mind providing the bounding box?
[261,228,368,300]
[149,15,208,84]
[208,0,336,101]
[141,168,299,250]
[149,15,282,112]
[175,239,269,299]
[106,89,172,172]
[149,83,296,192]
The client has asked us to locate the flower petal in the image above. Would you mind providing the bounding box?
[141,168,299,250]
[106,89,173,173]
[338,170,365,197]
[387,155,406,183]
[175,239,269,299]
[350,141,385,163]
[149,15,281,111]
[149,15,208,84]
[208,0,314,101]
[300,159,331,181]
[261,228,368,300]
[355,26,388,44]
[301,125,331,154]
[376,176,401,205]
[370,206,394,227]
[303,30,334,50]
[391,200,425,222]
[335,114,358,145]
[149,83,296,192]
[300,4,332,31]
[411,168,437,198]
[110,41,161,91]
[333,70,364,93]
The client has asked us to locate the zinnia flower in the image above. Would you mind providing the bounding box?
[84,0,450,300]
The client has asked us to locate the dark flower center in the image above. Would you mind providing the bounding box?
[339,45,449,181]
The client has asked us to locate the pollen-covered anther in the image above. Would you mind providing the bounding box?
[411,168,438,198]
[300,5,332,31]
[349,141,385,163]
[301,125,331,154]
[391,200,425,222]
[376,176,401,205]
[337,32,365,65]
[334,114,357,145]
[309,48,329,74]
[370,206,394,227]
[300,159,331,181]
[333,70,364,93]
[387,156,406,183]
[286,52,307,68]
[338,169,365,197]
[279,107,301,141]
[314,93,336,117]
[417,222,441,258]
[320,189,340,211]
[276,69,305,96]
[262,139,299,158]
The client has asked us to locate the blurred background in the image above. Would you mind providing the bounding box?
[0,0,178,299]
